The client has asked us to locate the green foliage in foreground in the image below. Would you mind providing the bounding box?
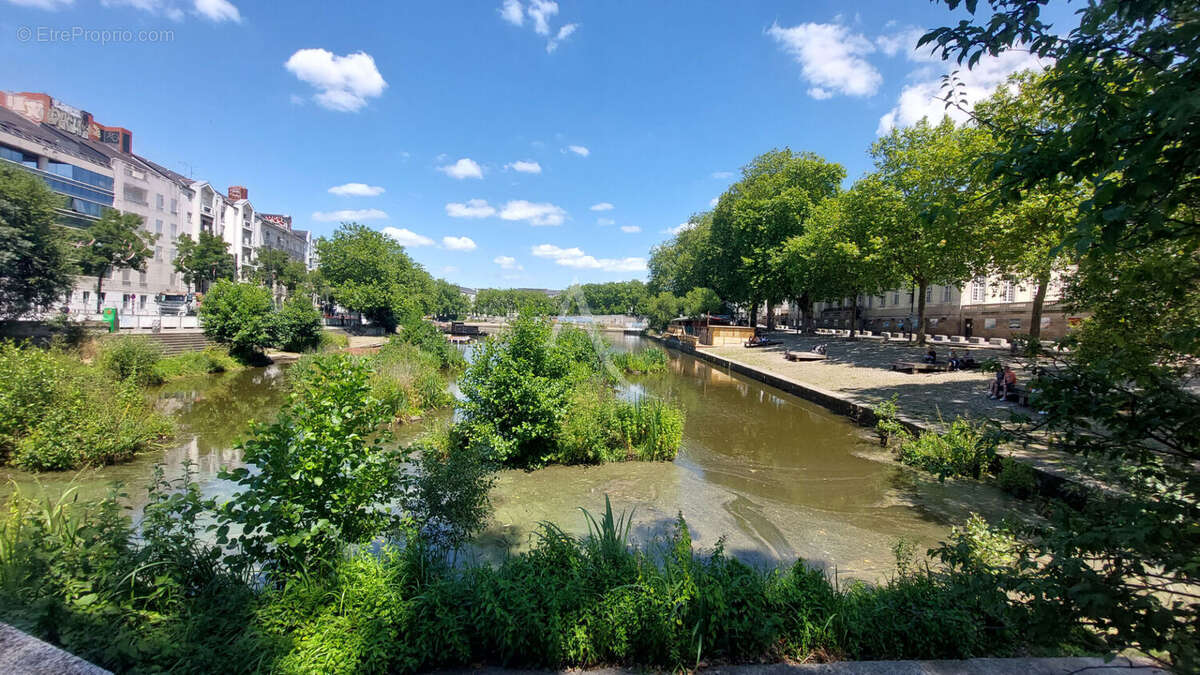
[458,314,685,468]
[0,342,172,471]
[895,418,999,482]
[0,478,1089,674]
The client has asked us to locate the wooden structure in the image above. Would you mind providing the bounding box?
[700,324,756,347]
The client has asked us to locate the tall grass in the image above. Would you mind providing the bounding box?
[611,347,669,374]
[0,342,173,471]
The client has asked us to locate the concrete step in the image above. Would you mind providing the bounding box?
[143,332,214,356]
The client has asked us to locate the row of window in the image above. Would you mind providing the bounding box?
[45,159,114,190]
[43,175,115,206]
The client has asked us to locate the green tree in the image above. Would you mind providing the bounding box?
[197,280,275,359]
[681,287,721,321]
[709,150,844,328]
[0,166,75,319]
[973,71,1082,342]
[648,212,717,296]
[431,278,469,320]
[777,186,898,336]
[75,210,156,313]
[316,223,435,332]
[868,118,993,344]
[272,296,323,352]
[924,1,1200,666]
[173,231,234,293]
[252,247,292,295]
[645,291,680,331]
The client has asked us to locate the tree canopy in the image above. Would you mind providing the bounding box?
[316,223,434,331]
[0,165,75,319]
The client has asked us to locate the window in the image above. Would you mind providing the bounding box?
[170,198,177,214]
[139,271,147,286]
[926,286,933,303]
[971,277,986,303]
[867,295,873,308]
[122,268,131,283]
[892,292,900,305]
[122,294,131,310]
[82,290,90,305]
[155,219,163,234]
[156,194,164,210]
[879,295,886,307]
[170,222,177,239]
[98,292,106,306]
[123,185,148,205]
[943,285,952,302]
[1001,281,1016,303]
[155,246,162,261]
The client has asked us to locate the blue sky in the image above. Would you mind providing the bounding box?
[1,0,1069,289]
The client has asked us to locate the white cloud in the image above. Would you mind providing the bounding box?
[767,21,882,98]
[506,160,542,174]
[597,217,615,226]
[500,200,566,226]
[877,49,1046,134]
[445,199,497,218]
[312,208,388,222]
[328,182,384,197]
[527,0,557,35]
[589,202,613,211]
[498,0,522,26]
[494,255,523,270]
[709,197,719,207]
[711,171,734,179]
[285,48,387,112]
[382,227,434,247]
[531,244,646,273]
[546,22,578,53]
[876,27,930,59]
[442,235,477,251]
[438,157,484,179]
[194,0,240,22]
[565,145,590,157]
[665,222,694,235]
[620,225,641,233]
[8,0,74,8]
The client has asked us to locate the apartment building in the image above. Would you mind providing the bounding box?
[0,91,312,318]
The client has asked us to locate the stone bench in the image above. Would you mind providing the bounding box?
[892,361,950,374]
[949,335,965,343]
[931,334,948,342]
[968,337,987,344]
[989,337,1009,347]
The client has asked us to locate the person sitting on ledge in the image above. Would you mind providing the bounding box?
[948,349,961,370]
[923,348,937,364]
[988,367,1005,399]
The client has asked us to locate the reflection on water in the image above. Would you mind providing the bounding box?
[1,336,1028,581]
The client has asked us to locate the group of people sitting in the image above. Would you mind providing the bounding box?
[921,348,976,370]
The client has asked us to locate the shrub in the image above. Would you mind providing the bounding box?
[896,417,999,481]
[272,296,323,352]
[198,280,276,361]
[218,354,409,576]
[995,457,1039,498]
[98,334,164,385]
[872,394,909,447]
[0,342,172,470]
[396,318,463,370]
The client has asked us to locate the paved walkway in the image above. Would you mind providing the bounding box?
[709,334,1024,427]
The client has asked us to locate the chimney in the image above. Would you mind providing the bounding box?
[228,186,248,201]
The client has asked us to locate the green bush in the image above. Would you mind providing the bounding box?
[368,341,454,421]
[0,342,172,470]
[98,334,164,385]
[218,354,410,576]
[896,417,999,481]
[611,347,669,374]
[152,347,241,380]
[272,296,323,352]
[198,280,276,361]
[458,313,684,468]
[872,394,909,447]
[995,457,1039,498]
[395,318,463,370]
